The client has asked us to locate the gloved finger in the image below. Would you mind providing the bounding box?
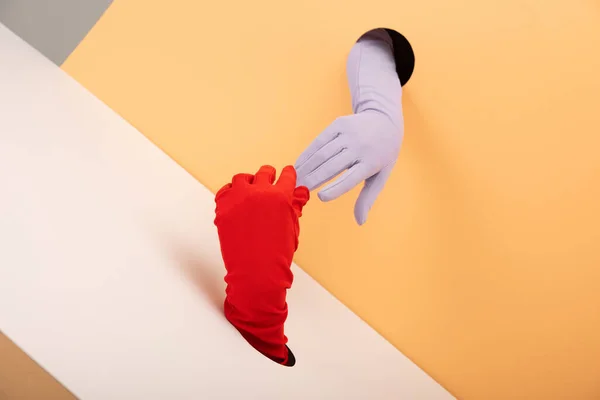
[231,173,254,187]
[354,163,394,225]
[300,148,355,191]
[215,183,232,201]
[295,138,346,189]
[254,165,276,185]
[275,165,297,193]
[292,186,310,214]
[295,120,343,172]
[317,163,367,202]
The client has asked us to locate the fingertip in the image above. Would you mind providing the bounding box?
[231,173,254,187]
[257,164,276,175]
[294,185,309,197]
[354,212,367,226]
[317,183,346,202]
[254,165,277,184]
[281,165,297,180]
[292,186,310,214]
[293,185,310,204]
[317,190,334,202]
[276,165,298,190]
[354,202,369,225]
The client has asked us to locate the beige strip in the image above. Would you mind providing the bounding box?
[0,333,74,400]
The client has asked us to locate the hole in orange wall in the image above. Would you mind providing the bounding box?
[359,28,415,86]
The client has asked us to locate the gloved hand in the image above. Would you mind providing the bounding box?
[214,165,309,366]
[295,30,404,225]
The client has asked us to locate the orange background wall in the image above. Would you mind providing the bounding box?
[62,0,600,398]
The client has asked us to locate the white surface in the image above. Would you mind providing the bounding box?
[0,23,454,400]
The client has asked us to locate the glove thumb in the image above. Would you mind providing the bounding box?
[354,163,395,225]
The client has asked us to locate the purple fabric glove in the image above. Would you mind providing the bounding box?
[295,29,404,225]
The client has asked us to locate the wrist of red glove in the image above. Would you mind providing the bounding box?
[214,165,309,366]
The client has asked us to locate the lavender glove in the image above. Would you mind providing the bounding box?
[296,29,406,225]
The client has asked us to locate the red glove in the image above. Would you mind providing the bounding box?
[214,165,309,366]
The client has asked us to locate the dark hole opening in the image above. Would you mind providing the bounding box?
[238,328,297,367]
[359,27,415,87]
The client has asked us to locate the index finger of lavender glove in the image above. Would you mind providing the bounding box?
[275,165,298,193]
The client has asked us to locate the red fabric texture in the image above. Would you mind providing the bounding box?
[214,165,309,365]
